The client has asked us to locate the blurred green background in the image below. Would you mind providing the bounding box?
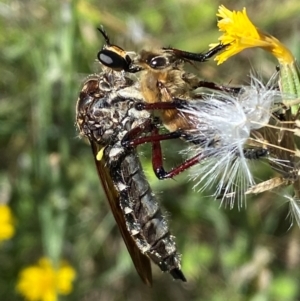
[1,0,300,300]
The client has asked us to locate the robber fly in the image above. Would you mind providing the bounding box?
[76,67,186,285]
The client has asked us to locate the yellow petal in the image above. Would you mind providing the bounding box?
[56,262,76,294]
[0,205,15,241]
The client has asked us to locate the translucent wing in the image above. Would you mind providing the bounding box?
[90,141,152,286]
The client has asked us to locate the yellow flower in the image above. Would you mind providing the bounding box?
[16,258,76,301]
[211,5,295,65]
[0,204,15,241]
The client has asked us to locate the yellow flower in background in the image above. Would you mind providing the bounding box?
[211,5,295,65]
[0,204,15,241]
[16,258,76,301]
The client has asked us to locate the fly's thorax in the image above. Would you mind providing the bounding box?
[162,69,193,98]
[139,71,161,104]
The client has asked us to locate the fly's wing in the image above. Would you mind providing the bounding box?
[90,141,152,286]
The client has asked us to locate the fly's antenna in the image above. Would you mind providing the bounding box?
[98,26,111,45]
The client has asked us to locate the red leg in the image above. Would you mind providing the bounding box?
[121,118,154,147]
[135,99,187,112]
[151,125,203,179]
[122,118,202,179]
[121,117,184,148]
[154,153,203,179]
[194,81,242,94]
[124,131,183,148]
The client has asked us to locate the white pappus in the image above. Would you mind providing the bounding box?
[179,73,283,208]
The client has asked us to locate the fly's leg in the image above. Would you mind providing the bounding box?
[121,118,183,148]
[190,80,242,94]
[150,125,204,179]
[180,74,243,94]
[163,43,228,62]
[162,44,242,93]
[121,117,204,179]
[134,100,187,112]
[132,98,270,179]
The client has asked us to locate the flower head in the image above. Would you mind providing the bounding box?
[16,258,76,301]
[0,204,15,242]
[211,5,300,114]
[211,5,295,65]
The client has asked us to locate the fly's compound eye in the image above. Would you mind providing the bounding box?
[97,49,131,71]
[149,56,169,69]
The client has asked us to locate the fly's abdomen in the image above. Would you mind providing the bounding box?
[118,152,186,281]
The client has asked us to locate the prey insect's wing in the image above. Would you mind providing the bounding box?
[90,141,153,286]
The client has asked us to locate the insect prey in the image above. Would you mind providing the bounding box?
[76,67,186,284]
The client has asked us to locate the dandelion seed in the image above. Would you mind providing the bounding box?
[180,73,282,207]
[285,195,300,228]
